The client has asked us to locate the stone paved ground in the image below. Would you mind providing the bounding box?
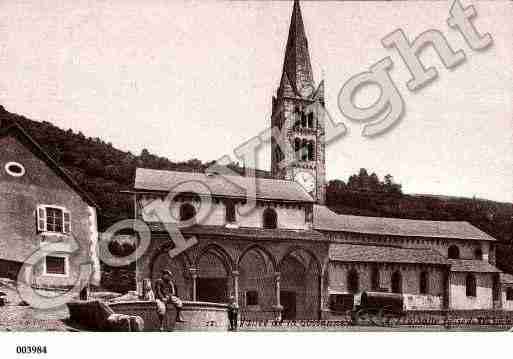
[239,325,508,332]
[0,278,75,332]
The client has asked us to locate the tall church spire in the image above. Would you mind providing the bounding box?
[279,0,315,98]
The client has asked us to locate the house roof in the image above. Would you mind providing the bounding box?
[314,205,495,241]
[500,273,513,284]
[146,222,326,242]
[448,259,501,273]
[134,168,314,203]
[329,243,448,265]
[0,123,98,208]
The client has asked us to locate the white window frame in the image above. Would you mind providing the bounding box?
[42,253,69,278]
[36,204,71,235]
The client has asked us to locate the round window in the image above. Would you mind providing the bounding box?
[5,162,25,177]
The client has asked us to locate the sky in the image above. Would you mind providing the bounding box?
[0,0,511,202]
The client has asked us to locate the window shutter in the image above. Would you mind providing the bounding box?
[37,206,46,232]
[63,211,71,234]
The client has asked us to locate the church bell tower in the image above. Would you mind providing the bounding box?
[271,0,326,204]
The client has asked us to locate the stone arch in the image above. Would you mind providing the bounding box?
[195,244,234,303]
[237,244,277,272]
[195,243,234,274]
[279,247,321,320]
[237,245,277,313]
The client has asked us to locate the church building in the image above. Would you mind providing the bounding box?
[131,0,510,320]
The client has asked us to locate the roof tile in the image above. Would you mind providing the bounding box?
[134,168,313,203]
[314,205,495,241]
[329,243,448,265]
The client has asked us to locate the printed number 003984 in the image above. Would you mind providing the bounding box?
[16,345,47,354]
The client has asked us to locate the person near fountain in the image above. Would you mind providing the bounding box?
[227,295,239,331]
[154,269,185,330]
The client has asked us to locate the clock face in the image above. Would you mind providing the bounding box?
[294,171,315,194]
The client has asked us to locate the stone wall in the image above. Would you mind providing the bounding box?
[0,134,98,288]
[138,195,310,230]
[100,263,135,294]
[328,262,446,299]
[450,272,493,310]
[109,300,229,331]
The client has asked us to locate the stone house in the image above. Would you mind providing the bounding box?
[0,123,100,290]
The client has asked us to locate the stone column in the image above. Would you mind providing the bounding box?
[273,272,283,320]
[232,270,240,304]
[189,268,198,301]
[275,272,281,307]
[444,270,451,310]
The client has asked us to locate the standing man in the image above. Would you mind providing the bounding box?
[227,295,239,331]
[154,269,185,331]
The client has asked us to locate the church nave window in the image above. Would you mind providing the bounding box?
[419,271,429,295]
[347,269,359,293]
[263,208,278,229]
[225,202,236,223]
[466,274,476,297]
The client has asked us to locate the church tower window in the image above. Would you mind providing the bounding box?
[308,141,314,161]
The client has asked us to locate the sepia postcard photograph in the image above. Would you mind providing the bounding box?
[0,0,512,357]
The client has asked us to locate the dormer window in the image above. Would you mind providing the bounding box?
[37,205,71,234]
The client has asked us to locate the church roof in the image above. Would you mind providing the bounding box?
[146,222,326,242]
[448,259,501,273]
[329,243,448,265]
[134,168,314,203]
[314,205,496,241]
[500,273,513,284]
[278,0,315,99]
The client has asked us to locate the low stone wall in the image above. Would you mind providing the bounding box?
[108,300,229,331]
[240,308,282,321]
[403,294,442,311]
